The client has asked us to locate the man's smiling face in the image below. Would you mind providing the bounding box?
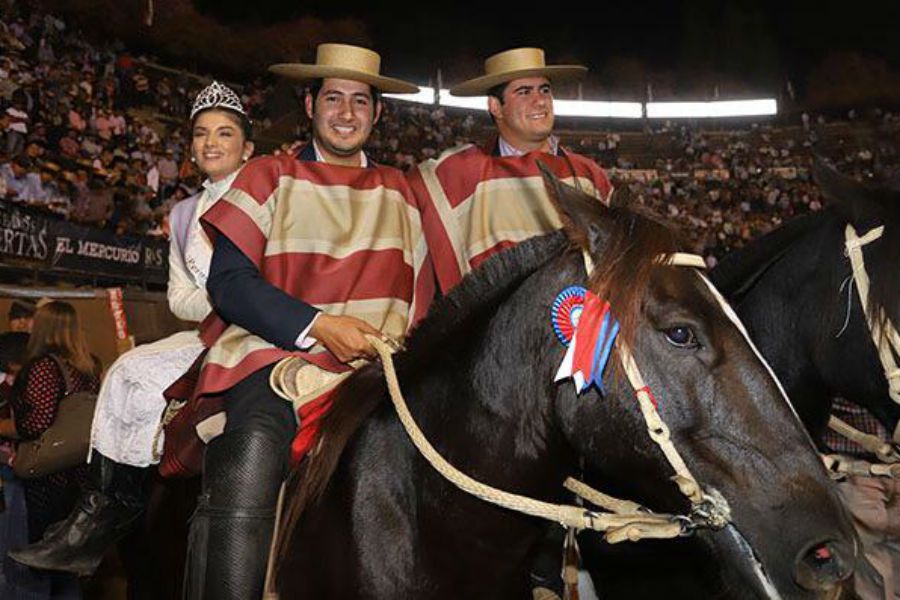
[489,76,555,151]
[306,78,381,162]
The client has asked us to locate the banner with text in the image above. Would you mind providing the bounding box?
[0,204,167,285]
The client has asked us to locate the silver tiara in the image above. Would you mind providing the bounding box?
[190,81,246,120]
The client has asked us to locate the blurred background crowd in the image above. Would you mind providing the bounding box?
[3,5,900,265]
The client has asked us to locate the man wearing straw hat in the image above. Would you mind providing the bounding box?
[409,47,612,293]
[181,43,432,599]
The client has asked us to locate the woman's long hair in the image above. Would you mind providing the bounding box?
[24,301,98,376]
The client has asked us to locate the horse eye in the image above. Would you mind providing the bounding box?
[663,326,699,349]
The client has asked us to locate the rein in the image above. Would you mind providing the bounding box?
[824,224,900,478]
[367,249,734,544]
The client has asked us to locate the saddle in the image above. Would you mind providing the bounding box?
[158,353,350,478]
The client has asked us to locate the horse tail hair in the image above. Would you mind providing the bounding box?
[276,364,387,562]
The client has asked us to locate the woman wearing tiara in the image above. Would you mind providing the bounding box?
[9,81,255,577]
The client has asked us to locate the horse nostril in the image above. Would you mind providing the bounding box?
[793,539,855,591]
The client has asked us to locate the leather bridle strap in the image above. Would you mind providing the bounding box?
[822,225,900,474]
[844,224,900,405]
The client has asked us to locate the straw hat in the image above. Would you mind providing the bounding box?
[269,43,419,94]
[450,47,587,97]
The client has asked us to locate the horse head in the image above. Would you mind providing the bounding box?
[540,166,856,598]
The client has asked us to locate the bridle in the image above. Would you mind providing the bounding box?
[368,249,736,544]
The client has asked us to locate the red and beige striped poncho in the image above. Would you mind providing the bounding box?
[408,140,612,292]
[193,153,434,401]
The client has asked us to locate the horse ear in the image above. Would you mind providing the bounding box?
[813,157,883,227]
[538,161,607,253]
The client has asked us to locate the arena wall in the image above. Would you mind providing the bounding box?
[0,285,191,372]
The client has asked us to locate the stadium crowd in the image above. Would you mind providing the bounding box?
[2,4,899,263]
[0,5,272,237]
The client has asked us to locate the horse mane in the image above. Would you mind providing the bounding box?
[584,193,683,346]
[710,211,828,302]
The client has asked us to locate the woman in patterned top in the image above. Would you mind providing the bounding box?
[10,302,100,542]
[8,301,99,598]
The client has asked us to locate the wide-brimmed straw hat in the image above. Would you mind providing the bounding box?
[450,47,587,97]
[269,43,419,94]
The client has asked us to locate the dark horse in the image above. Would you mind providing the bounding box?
[275,170,855,599]
[584,161,899,599]
[711,160,900,440]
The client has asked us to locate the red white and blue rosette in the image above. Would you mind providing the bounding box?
[551,286,587,346]
[553,288,620,395]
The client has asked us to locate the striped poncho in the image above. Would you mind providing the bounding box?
[408,140,612,292]
[193,153,433,401]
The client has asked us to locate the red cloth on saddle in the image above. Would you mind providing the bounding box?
[290,391,334,463]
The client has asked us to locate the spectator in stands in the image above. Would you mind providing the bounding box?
[90,107,112,141]
[0,327,29,459]
[107,110,126,137]
[8,82,255,578]
[23,139,44,161]
[7,301,100,597]
[132,68,150,105]
[67,105,86,132]
[0,331,29,408]
[1,155,43,202]
[0,330,30,599]
[37,163,69,214]
[8,300,36,333]
[68,175,113,227]
[56,128,79,159]
[4,89,29,157]
[156,147,179,198]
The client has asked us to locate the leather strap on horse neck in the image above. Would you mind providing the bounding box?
[844,224,900,405]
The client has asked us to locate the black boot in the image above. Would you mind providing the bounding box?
[9,452,146,576]
[183,429,286,600]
